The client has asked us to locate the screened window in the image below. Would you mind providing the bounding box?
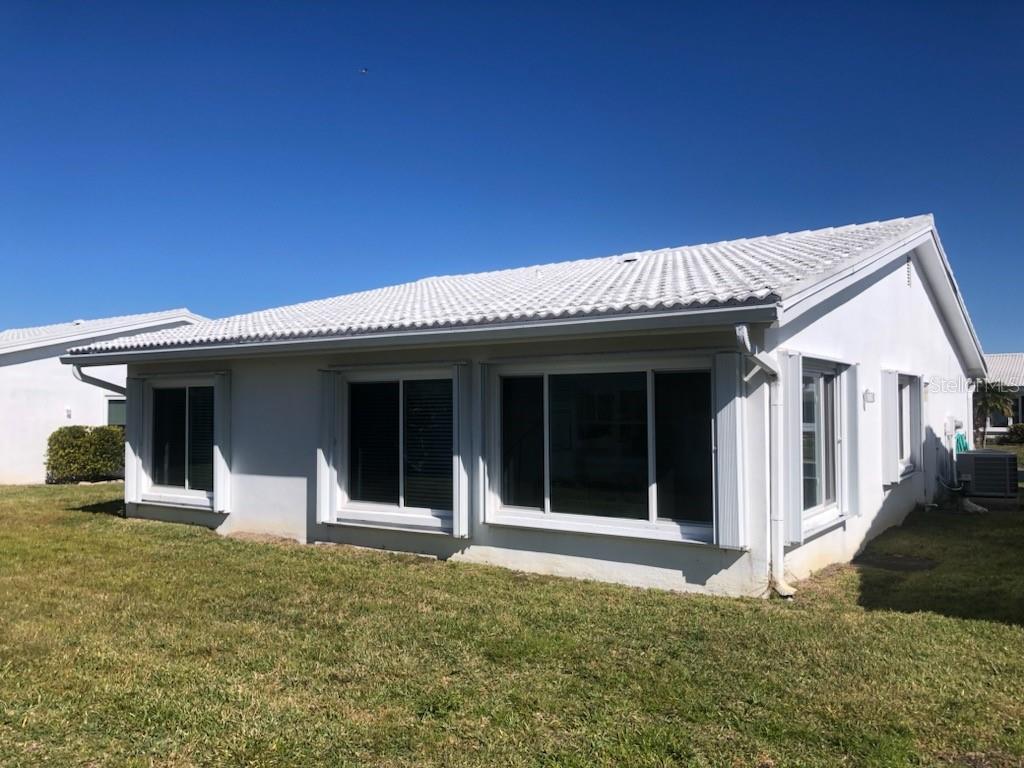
[802,369,837,512]
[151,386,214,492]
[498,369,713,525]
[107,398,127,427]
[347,378,453,512]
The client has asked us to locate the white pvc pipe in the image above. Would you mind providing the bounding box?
[735,324,795,598]
[768,376,796,597]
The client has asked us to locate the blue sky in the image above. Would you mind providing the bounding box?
[1,2,1021,351]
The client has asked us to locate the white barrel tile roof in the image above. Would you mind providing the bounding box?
[0,308,201,353]
[985,354,1024,386]
[71,215,934,355]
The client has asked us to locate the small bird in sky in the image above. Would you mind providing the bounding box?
[359,67,369,75]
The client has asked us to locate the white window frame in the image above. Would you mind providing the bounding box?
[332,365,461,535]
[483,353,717,545]
[105,395,127,427]
[800,359,844,533]
[139,375,222,511]
[896,372,922,478]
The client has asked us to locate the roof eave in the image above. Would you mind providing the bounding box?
[61,302,779,367]
[0,311,206,358]
[927,227,987,378]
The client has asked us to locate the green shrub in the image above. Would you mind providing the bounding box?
[46,425,125,484]
[1002,423,1024,444]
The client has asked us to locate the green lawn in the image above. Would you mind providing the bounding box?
[0,485,1022,767]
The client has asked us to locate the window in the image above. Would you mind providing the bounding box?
[898,375,912,460]
[349,382,400,504]
[107,398,126,427]
[654,372,714,522]
[493,364,714,536]
[403,379,454,510]
[782,353,857,544]
[881,369,920,485]
[129,374,228,512]
[801,367,838,514]
[344,377,453,513]
[322,365,467,536]
[549,371,648,519]
[897,374,920,471]
[500,376,544,509]
[151,386,214,492]
[990,406,1010,429]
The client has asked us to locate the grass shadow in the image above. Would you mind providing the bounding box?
[69,499,126,518]
[855,501,1024,627]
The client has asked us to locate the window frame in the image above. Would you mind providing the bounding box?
[895,372,922,478]
[800,359,843,532]
[140,375,219,510]
[333,365,458,534]
[484,353,717,545]
[106,396,127,427]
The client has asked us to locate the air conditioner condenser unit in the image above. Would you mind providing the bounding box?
[956,450,1019,498]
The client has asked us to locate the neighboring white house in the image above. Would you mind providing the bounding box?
[62,215,986,597]
[981,353,1024,437]
[0,309,204,484]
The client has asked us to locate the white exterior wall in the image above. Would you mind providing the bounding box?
[129,331,774,597]
[0,346,125,483]
[768,249,974,580]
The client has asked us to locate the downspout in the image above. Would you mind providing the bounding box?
[72,364,127,396]
[735,325,796,598]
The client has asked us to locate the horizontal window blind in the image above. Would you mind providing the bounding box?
[404,379,453,511]
[187,386,215,493]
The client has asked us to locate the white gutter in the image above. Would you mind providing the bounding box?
[72,365,126,396]
[735,324,795,598]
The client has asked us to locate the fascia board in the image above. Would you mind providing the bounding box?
[61,303,779,367]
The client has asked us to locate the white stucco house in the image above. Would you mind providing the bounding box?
[0,309,203,484]
[981,353,1023,437]
[62,215,986,596]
